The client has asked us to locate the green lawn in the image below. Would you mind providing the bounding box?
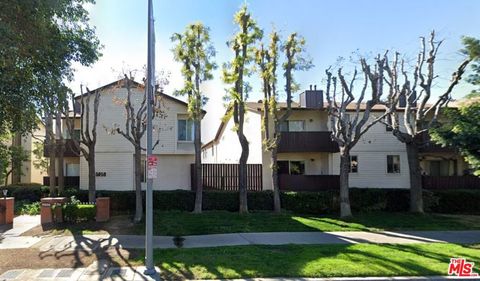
[137,211,480,236]
[139,243,480,280]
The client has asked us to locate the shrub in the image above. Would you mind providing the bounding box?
[2,183,48,202]
[63,203,96,222]
[428,189,480,214]
[51,188,480,215]
[14,200,41,215]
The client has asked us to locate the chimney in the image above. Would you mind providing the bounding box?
[300,85,324,109]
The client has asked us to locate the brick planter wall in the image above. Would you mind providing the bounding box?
[95,197,110,222]
[40,197,68,224]
[0,197,14,225]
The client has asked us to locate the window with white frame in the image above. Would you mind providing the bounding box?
[279,120,306,132]
[387,155,401,173]
[350,155,358,173]
[177,119,194,142]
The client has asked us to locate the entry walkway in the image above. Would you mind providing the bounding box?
[1,230,480,250]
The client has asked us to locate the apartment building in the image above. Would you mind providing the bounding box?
[202,87,471,191]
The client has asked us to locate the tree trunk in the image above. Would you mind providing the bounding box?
[133,147,143,223]
[238,131,249,214]
[339,150,352,217]
[57,141,65,195]
[11,133,22,184]
[406,141,424,213]
[46,114,56,196]
[271,146,281,213]
[193,118,203,213]
[87,146,96,203]
[56,113,64,194]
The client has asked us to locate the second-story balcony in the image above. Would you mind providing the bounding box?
[414,132,456,153]
[278,131,339,153]
[44,139,81,157]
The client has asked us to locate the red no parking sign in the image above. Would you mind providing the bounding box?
[147,155,157,179]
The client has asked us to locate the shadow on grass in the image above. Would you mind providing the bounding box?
[152,243,480,280]
[36,222,146,281]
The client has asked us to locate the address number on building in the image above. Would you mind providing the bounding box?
[96,172,107,177]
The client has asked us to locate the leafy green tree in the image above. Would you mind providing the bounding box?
[0,133,29,186]
[223,5,263,213]
[430,37,480,175]
[0,0,101,134]
[431,98,480,175]
[385,33,479,213]
[171,23,216,213]
[256,32,312,212]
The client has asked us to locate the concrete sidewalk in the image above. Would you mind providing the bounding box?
[1,230,479,251]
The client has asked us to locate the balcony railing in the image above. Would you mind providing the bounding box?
[422,175,480,189]
[278,131,339,153]
[43,139,80,157]
[279,174,340,191]
[43,176,80,188]
[415,132,455,153]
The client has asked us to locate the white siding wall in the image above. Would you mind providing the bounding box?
[329,116,411,189]
[202,111,263,164]
[78,84,194,191]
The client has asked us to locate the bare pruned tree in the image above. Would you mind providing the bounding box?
[325,55,390,217]
[64,85,100,203]
[108,74,166,223]
[385,31,474,213]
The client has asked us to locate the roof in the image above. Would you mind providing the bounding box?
[75,78,206,114]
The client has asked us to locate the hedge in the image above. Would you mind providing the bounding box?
[63,203,96,222]
[1,183,49,202]
[3,185,480,215]
[75,188,480,215]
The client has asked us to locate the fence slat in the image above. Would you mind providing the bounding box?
[191,163,263,191]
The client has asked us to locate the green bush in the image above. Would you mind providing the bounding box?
[63,203,96,222]
[428,189,480,214]
[52,188,480,215]
[2,183,48,202]
[14,200,41,215]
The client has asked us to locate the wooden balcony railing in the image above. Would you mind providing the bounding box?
[43,139,80,157]
[43,176,80,188]
[415,132,455,153]
[422,175,480,189]
[278,131,339,153]
[279,174,340,191]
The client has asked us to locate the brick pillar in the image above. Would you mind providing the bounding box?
[0,197,14,225]
[41,197,68,224]
[96,197,110,222]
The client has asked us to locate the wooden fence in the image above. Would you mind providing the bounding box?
[278,174,340,191]
[422,175,480,189]
[191,163,263,191]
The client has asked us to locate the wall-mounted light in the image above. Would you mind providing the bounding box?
[310,158,315,162]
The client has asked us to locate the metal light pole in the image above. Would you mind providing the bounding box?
[144,0,155,275]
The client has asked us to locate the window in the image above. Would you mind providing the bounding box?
[350,155,358,173]
[279,120,305,132]
[277,160,305,175]
[178,119,194,141]
[387,155,401,173]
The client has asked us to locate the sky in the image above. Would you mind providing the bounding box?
[70,0,480,142]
